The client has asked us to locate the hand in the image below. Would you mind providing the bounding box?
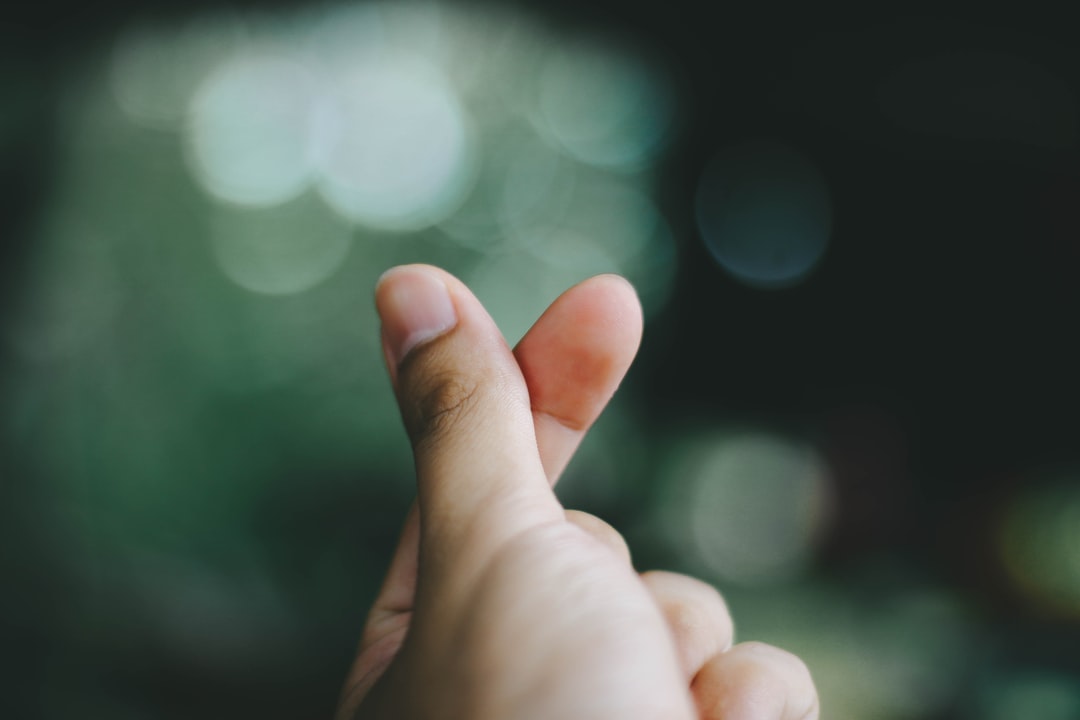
[336,265,819,720]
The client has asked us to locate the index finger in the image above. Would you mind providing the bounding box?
[514,273,643,484]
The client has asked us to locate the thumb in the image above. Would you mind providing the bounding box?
[375,265,563,549]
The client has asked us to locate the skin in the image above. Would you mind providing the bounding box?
[336,265,819,720]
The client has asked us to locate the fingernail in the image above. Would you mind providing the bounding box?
[375,266,458,367]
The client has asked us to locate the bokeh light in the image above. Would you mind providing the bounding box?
[850,589,974,717]
[209,191,352,295]
[110,14,242,130]
[464,169,677,344]
[298,2,387,74]
[315,55,476,231]
[533,39,674,170]
[726,582,973,719]
[1000,468,1080,615]
[187,53,322,206]
[974,670,1080,720]
[696,140,831,289]
[465,250,585,346]
[497,130,579,246]
[514,173,655,268]
[436,123,558,252]
[660,430,833,585]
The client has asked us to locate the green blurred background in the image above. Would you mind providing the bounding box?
[2,2,1079,718]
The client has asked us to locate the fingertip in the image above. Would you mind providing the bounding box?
[375,265,459,368]
[515,272,644,437]
[585,272,645,336]
[594,272,643,303]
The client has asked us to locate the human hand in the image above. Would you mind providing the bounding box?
[336,265,819,720]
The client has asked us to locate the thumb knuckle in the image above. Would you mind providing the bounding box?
[402,368,482,446]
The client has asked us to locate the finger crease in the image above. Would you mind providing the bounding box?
[533,406,589,433]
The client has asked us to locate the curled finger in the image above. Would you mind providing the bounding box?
[692,641,818,720]
[640,570,734,680]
